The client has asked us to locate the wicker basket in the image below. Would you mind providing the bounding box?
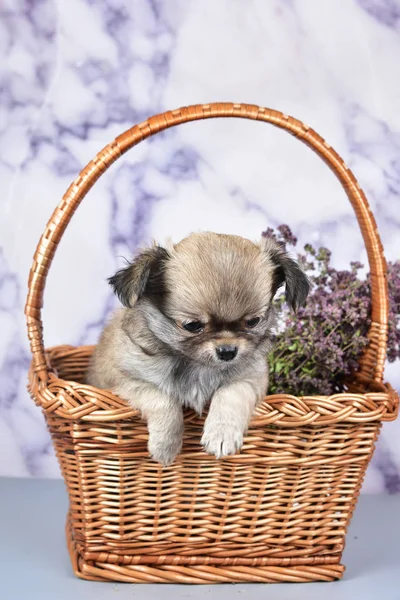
[26,103,398,584]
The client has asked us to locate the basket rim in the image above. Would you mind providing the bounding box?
[28,344,399,425]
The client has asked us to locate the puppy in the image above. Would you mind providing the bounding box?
[87,232,309,465]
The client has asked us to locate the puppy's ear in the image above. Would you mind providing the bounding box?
[261,237,310,311]
[108,245,170,308]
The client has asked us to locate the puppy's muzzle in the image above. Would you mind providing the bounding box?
[216,344,238,362]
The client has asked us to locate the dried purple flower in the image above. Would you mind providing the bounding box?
[265,225,400,396]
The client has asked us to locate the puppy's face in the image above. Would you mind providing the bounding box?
[109,233,310,368]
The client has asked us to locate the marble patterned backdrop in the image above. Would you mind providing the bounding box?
[1,0,399,491]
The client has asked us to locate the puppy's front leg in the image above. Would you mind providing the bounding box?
[115,381,183,466]
[201,376,266,458]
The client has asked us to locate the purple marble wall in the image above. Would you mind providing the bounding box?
[1,0,399,490]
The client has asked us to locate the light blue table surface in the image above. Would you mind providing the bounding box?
[0,477,399,600]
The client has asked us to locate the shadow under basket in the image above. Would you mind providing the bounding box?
[26,103,399,584]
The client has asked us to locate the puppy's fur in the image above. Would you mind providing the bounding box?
[87,232,309,465]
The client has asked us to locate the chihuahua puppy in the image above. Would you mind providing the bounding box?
[87,232,309,465]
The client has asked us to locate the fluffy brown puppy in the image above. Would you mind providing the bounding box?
[87,232,309,465]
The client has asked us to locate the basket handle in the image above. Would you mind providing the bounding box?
[25,103,388,384]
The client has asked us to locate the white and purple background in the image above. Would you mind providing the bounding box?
[1,0,399,491]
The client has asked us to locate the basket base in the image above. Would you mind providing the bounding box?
[66,517,345,584]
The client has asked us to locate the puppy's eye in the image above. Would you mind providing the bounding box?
[245,317,261,328]
[182,320,204,333]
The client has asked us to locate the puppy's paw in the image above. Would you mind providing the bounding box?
[148,434,183,467]
[201,424,243,459]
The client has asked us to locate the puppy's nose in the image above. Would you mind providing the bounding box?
[216,345,238,362]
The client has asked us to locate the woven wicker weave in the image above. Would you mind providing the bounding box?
[25,103,398,584]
